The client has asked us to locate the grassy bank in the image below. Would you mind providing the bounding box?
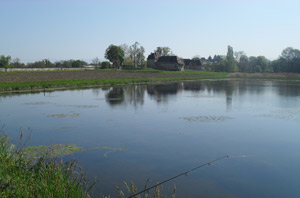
[0,135,94,198]
[0,70,228,93]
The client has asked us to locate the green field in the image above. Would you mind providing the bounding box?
[0,69,228,93]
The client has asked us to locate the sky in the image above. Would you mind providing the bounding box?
[1,0,300,63]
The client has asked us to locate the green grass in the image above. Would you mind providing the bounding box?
[0,71,229,93]
[0,132,175,198]
[0,134,94,198]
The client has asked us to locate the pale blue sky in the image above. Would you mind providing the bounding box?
[1,0,300,63]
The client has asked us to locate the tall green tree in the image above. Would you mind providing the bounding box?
[0,55,11,68]
[225,46,238,72]
[105,44,124,67]
[238,55,249,72]
[227,46,234,59]
[279,47,300,73]
[27,59,54,68]
[281,47,300,62]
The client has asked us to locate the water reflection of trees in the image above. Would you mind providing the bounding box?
[275,82,300,97]
[105,85,146,107]
[82,80,300,108]
[105,87,124,106]
[92,87,111,97]
[185,81,235,111]
[123,85,146,107]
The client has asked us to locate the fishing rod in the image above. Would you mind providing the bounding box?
[127,155,231,198]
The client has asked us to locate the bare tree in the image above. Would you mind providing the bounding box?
[155,47,172,56]
[119,44,130,58]
[92,57,100,68]
[234,51,246,62]
[129,42,145,67]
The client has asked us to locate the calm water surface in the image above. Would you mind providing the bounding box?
[1,80,300,197]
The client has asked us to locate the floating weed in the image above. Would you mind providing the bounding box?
[24,144,84,159]
[181,116,232,122]
[45,112,80,118]
[55,104,99,108]
[24,145,128,159]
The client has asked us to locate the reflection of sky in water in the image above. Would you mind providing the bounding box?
[1,80,300,197]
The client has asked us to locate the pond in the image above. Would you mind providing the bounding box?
[1,80,300,197]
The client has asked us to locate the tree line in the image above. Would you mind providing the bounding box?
[1,44,300,73]
[204,46,300,73]
[0,56,89,69]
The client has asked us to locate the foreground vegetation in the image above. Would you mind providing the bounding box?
[0,134,94,198]
[0,130,176,198]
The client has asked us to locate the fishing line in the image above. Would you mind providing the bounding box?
[127,155,239,198]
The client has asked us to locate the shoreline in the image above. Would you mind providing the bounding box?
[1,70,300,94]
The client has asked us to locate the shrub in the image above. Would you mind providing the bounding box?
[101,61,111,68]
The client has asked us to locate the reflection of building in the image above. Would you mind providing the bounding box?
[147,83,184,102]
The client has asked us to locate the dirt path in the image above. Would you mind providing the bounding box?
[0,70,209,83]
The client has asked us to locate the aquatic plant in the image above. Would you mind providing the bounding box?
[45,112,80,118]
[181,115,232,122]
[23,144,128,159]
[0,130,95,198]
[24,144,84,159]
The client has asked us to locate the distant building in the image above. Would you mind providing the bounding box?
[183,59,191,66]
[155,56,185,71]
[147,52,204,71]
[147,52,160,68]
[184,58,204,71]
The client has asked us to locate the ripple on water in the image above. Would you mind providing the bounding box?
[256,108,300,123]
